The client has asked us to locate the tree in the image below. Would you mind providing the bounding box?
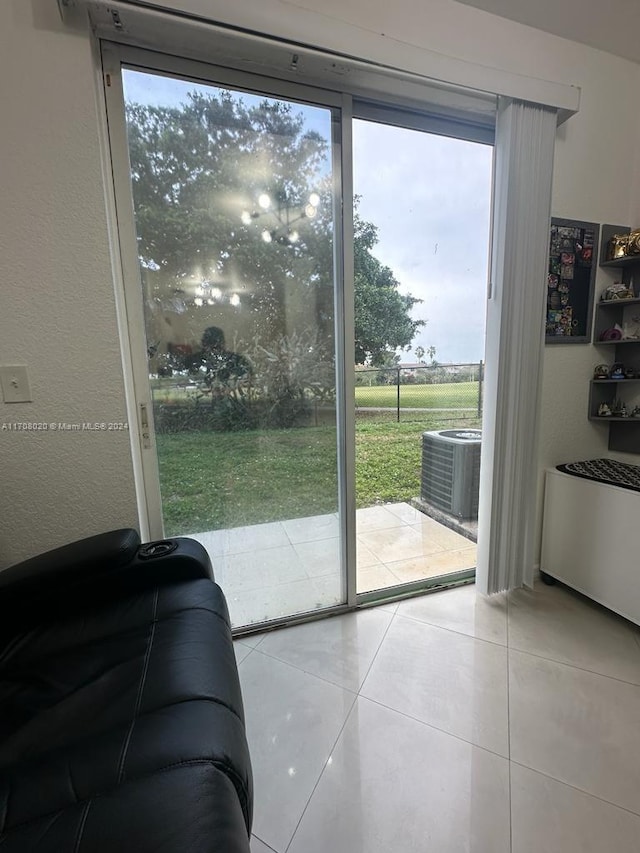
[124,88,422,372]
[353,213,424,366]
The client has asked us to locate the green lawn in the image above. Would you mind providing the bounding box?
[355,381,479,409]
[157,414,481,536]
[151,377,480,411]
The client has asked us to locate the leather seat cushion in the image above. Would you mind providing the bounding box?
[0,762,250,853]
[0,579,252,839]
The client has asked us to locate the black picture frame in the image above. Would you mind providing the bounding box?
[546,217,599,344]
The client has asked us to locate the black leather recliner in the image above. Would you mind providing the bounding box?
[0,529,252,852]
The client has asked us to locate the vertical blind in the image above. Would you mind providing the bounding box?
[476,97,557,595]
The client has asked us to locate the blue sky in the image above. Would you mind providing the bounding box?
[123,69,493,364]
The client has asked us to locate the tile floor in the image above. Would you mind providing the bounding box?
[234,580,640,853]
[191,502,476,627]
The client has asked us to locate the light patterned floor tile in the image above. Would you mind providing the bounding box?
[257,608,393,691]
[509,649,640,814]
[361,615,509,756]
[239,652,356,852]
[288,697,510,853]
[397,582,506,645]
[511,763,640,853]
[508,581,640,684]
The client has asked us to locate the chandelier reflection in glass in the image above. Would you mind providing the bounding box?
[241,189,321,246]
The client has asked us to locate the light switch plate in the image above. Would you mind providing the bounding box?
[0,365,32,403]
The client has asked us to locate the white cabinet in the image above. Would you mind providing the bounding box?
[541,467,640,626]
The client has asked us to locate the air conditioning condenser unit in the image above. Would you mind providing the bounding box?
[421,429,482,520]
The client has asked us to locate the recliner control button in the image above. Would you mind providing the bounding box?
[138,540,178,559]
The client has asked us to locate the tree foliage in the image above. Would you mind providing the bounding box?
[353,213,424,365]
[124,87,423,368]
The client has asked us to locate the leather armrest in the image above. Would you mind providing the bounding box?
[0,530,214,634]
[0,528,141,594]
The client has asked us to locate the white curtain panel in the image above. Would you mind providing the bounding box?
[476,97,557,595]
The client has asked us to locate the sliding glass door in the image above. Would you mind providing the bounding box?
[104,45,495,630]
[109,57,348,628]
[351,114,492,597]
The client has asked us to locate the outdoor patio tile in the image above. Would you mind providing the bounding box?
[294,536,341,577]
[283,513,339,544]
[188,528,229,557]
[355,505,406,534]
[225,521,290,554]
[357,564,400,594]
[227,574,343,628]
[358,525,443,564]
[383,501,423,524]
[387,546,477,582]
[356,541,382,570]
[219,544,307,592]
[410,519,474,550]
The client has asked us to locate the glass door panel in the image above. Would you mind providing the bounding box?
[121,69,343,627]
[352,117,492,596]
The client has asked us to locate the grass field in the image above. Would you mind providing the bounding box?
[355,381,479,409]
[157,413,481,536]
[151,378,480,411]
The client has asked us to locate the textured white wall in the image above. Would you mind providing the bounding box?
[0,1,138,567]
[2,0,639,569]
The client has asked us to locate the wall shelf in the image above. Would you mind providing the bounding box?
[592,225,640,453]
[600,257,640,269]
[596,297,640,307]
[589,416,640,423]
[594,339,640,346]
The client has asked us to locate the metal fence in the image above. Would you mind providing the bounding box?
[354,362,484,424]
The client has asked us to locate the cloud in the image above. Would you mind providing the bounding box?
[353,120,493,363]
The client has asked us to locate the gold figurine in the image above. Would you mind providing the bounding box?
[607,229,640,260]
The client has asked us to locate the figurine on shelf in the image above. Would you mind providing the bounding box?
[612,398,627,417]
[593,364,610,380]
[607,234,629,260]
[601,283,635,301]
[632,406,640,418]
[610,363,625,379]
[606,229,640,260]
[598,402,612,417]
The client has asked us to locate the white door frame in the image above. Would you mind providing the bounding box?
[101,41,490,625]
[101,42,358,608]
